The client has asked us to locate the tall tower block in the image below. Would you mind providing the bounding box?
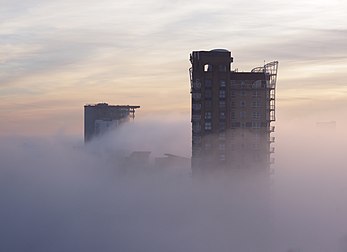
[84,103,140,142]
[189,49,278,176]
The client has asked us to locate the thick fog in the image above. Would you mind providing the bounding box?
[1,115,347,252]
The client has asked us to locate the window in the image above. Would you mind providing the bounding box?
[204,79,212,88]
[192,144,202,153]
[192,146,202,154]
[231,111,236,119]
[205,112,212,120]
[219,65,227,72]
[219,154,226,161]
[240,101,246,107]
[219,80,226,87]
[231,101,236,108]
[246,122,252,128]
[219,132,226,141]
[205,122,212,130]
[193,80,201,89]
[219,122,226,130]
[193,136,201,144]
[240,90,246,96]
[252,90,258,97]
[204,142,212,150]
[231,90,236,97]
[240,111,246,118]
[192,103,201,110]
[219,143,225,151]
[192,114,201,121]
[204,64,213,72]
[252,100,260,108]
[193,122,201,132]
[219,90,226,99]
[240,81,246,88]
[252,122,261,128]
[205,101,212,110]
[252,111,260,120]
[192,93,201,100]
[219,101,226,108]
[220,112,226,119]
[231,122,240,128]
[230,80,237,88]
[252,80,262,88]
[205,90,212,99]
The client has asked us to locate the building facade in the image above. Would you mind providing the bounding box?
[189,49,278,176]
[84,103,140,142]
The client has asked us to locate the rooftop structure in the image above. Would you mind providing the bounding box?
[189,49,278,176]
[84,103,140,142]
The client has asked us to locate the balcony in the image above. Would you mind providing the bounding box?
[269,136,275,143]
[267,83,276,89]
[267,104,275,111]
[267,111,276,122]
[267,126,275,132]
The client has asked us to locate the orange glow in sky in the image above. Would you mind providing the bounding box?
[1,0,347,136]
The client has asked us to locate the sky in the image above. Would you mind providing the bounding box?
[1,0,347,136]
[2,2,347,250]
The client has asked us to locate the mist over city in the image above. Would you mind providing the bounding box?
[2,115,347,252]
[1,0,347,252]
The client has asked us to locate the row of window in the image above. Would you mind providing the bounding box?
[193,80,265,90]
[231,90,262,97]
[231,122,264,128]
[205,89,226,99]
[232,111,262,120]
[192,154,265,163]
[204,79,226,88]
[231,80,264,89]
[193,132,266,142]
[193,146,268,162]
[193,90,263,100]
[203,64,227,72]
[193,136,266,147]
[192,100,263,111]
[233,100,262,108]
[192,121,265,132]
[194,111,263,120]
[198,143,266,151]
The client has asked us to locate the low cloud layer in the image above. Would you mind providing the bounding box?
[1,117,347,251]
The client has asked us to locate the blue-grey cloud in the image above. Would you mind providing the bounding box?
[2,118,347,251]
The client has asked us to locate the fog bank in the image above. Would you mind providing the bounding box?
[1,116,347,252]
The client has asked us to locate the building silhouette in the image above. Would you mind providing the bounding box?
[84,103,140,142]
[189,49,278,176]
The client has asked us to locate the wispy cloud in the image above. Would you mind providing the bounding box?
[0,0,346,135]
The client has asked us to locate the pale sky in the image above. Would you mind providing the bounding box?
[1,0,347,136]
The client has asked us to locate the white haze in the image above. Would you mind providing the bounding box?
[1,115,347,252]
